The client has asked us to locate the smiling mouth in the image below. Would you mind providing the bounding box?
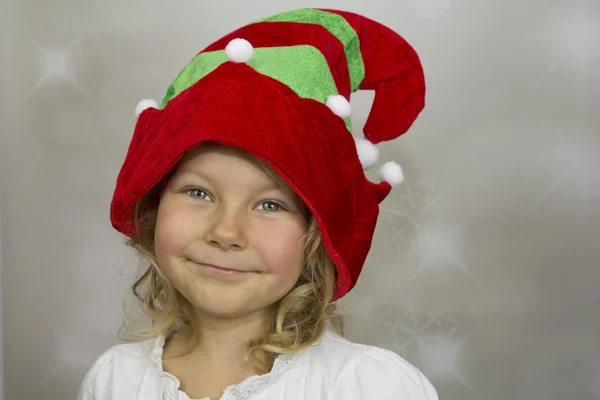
[189,259,250,275]
[203,264,241,272]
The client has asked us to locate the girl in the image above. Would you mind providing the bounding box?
[78,7,438,400]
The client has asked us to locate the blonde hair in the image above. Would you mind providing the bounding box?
[118,154,345,373]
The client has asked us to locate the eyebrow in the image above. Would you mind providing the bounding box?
[178,169,283,193]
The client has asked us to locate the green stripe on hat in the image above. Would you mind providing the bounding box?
[251,8,365,92]
[160,46,353,132]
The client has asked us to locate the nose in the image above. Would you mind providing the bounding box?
[205,208,247,251]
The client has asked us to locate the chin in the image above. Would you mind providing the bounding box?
[187,291,270,319]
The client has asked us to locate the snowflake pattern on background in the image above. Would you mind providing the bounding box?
[407,220,475,281]
[380,178,443,253]
[22,20,97,105]
[384,297,477,394]
[380,178,475,281]
[378,177,478,394]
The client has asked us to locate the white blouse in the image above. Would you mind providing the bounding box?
[77,329,438,400]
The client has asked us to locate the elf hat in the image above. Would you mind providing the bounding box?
[110,8,425,301]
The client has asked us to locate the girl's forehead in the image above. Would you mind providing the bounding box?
[174,144,254,173]
[175,143,282,187]
[179,142,251,164]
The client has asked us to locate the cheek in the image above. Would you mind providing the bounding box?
[255,223,306,278]
[154,202,193,262]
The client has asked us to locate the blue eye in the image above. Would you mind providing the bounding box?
[185,188,212,201]
[257,201,283,212]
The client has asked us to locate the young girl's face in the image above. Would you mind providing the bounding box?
[154,143,308,319]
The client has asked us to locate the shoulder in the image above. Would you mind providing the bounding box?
[342,344,439,399]
[77,336,161,399]
[307,331,438,400]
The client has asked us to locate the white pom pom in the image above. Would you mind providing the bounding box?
[377,161,404,187]
[225,38,254,63]
[355,138,379,170]
[135,99,158,117]
[326,95,352,119]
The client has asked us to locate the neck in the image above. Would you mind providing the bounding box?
[165,308,273,371]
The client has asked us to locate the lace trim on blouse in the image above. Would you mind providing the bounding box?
[148,333,299,400]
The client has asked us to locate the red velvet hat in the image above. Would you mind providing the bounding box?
[110,8,426,300]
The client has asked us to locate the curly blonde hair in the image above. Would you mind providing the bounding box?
[118,155,346,373]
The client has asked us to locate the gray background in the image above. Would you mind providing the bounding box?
[2,0,600,399]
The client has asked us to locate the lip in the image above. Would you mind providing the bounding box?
[191,260,249,276]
